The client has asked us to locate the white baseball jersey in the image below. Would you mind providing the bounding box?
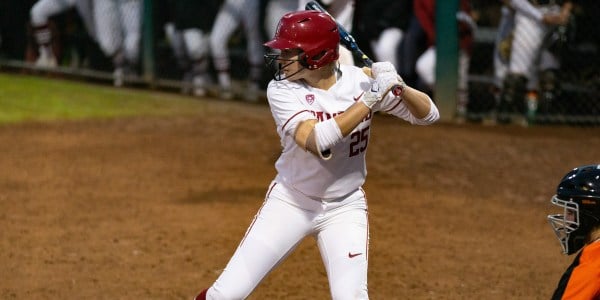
[267,64,436,199]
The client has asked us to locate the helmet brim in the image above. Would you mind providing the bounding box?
[264,38,298,50]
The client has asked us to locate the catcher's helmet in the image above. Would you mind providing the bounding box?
[264,10,339,80]
[548,164,600,255]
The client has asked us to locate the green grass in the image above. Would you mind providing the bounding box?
[0,73,210,123]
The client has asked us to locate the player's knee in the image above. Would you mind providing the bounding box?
[124,35,141,62]
[183,29,209,60]
[30,3,48,26]
[96,37,120,58]
[209,33,229,54]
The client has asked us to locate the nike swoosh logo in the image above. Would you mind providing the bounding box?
[353,91,365,102]
[348,252,363,258]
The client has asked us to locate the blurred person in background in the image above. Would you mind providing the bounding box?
[547,164,600,299]
[92,0,142,87]
[162,0,220,97]
[352,0,413,70]
[414,0,476,120]
[492,0,572,124]
[27,0,95,68]
[264,0,298,40]
[210,0,264,101]
[395,1,428,90]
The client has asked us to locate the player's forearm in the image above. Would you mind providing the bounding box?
[295,120,326,157]
[333,101,372,136]
[400,86,434,119]
[295,102,371,156]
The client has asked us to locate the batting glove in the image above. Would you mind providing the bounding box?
[371,62,397,77]
[375,71,406,97]
[361,81,384,109]
[372,61,406,97]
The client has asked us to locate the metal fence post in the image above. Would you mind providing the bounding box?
[435,0,459,122]
[142,0,155,85]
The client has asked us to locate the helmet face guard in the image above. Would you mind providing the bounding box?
[263,11,340,81]
[264,50,305,81]
[548,196,581,254]
[547,164,600,255]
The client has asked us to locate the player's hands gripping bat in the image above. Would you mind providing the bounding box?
[304,0,404,97]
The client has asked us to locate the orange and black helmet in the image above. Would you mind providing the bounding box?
[548,164,600,254]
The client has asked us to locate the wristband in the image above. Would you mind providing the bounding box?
[314,118,343,159]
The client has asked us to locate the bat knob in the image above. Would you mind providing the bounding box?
[392,85,404,97]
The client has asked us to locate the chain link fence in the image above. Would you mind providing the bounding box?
[1,0,598,125]
[468,0,599,125]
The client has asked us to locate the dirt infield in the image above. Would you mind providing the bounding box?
[1,96,599,299]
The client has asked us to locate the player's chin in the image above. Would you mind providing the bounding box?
[284,69,306,82]
[282,71,299,81]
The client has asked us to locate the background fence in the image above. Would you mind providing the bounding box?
[1,0,598,125]
[466,0,599,125]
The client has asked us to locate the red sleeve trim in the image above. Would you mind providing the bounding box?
[384,99,403,113]
[282,110,312,131]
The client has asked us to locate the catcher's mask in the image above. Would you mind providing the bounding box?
[547,164,600,255]
[264,10,339,81]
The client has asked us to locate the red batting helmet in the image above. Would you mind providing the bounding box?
[264,10,340,70]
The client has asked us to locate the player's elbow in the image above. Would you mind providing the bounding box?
[294,119,322,155]
[425,104,440,123]
[413,104,440,125]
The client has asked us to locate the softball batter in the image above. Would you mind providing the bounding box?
[194,10,439,299]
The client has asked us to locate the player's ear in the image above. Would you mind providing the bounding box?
[298,52,310,68]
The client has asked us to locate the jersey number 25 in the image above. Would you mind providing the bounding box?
[349,126,369,157]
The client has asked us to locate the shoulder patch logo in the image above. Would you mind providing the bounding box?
[306,94,315,105]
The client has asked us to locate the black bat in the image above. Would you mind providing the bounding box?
[305,1,403,97]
